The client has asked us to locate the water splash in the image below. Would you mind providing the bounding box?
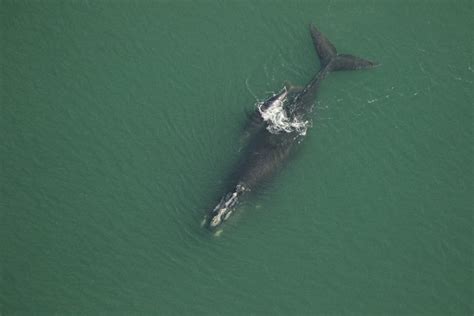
[257,92,310,136]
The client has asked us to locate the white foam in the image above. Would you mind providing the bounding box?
[257,95,309,136]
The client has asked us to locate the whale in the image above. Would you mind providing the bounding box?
[206,24,378,230]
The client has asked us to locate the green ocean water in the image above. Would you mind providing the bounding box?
[1,0,472,314]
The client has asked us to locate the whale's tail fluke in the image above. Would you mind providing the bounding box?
[309,24,378,72]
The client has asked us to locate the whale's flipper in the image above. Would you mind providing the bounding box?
[309,24,378,71]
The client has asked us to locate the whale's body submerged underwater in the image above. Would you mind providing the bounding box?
[205,24,378,231]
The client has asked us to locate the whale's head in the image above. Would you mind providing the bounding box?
[209,205,232,228]
[208,184,246,229]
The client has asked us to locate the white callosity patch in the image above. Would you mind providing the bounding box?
[257,90,310,136]
[209,184,246,227]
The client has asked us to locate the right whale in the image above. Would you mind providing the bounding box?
[206,24,379,231]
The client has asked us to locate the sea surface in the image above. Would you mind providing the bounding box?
[1,1,472,315]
